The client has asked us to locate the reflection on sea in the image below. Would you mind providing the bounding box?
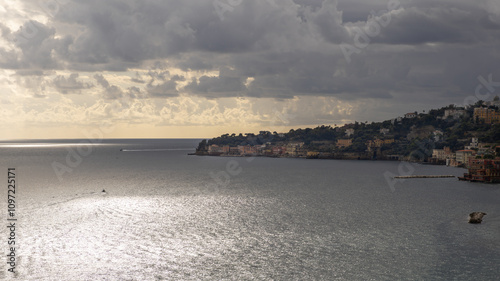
[0,139,498,280]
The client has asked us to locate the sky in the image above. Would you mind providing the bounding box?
[1,0,500,139]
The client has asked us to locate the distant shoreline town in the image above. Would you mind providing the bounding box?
[192,98,500,183]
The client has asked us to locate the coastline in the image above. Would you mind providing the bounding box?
[188,150,458,166]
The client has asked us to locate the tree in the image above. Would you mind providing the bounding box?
[474,100,485,107]
[196,139,207,151]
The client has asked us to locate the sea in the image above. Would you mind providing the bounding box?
[0,139,499,280]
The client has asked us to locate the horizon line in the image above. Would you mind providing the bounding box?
[0,137,209,142]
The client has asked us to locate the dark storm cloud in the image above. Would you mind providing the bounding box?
[307,0,349,43]
[4,0,500,108]
[12,20,66,69]
[7,1,332,68]
[337,0,391,22]
[175,54,214,72]
[370,3,500,45]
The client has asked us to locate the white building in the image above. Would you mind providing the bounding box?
[433,130,443,142]
[465,137,479,150]
[444,109,465,120]
[486,96,500,107]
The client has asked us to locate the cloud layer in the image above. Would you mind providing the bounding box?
[1,0,500,138]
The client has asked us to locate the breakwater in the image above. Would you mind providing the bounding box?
[394,175,455,179]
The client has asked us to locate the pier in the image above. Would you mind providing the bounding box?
[394,175,455,179]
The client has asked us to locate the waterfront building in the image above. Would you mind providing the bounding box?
[229,147,240,155]
[432,149,447,161]
[238,145,257,156]
[306,151,319,158]
[285,142,304,156]
[272,146,286,155]
[460,159,500,183]
[456,150,475,166]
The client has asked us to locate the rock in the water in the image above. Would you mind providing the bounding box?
[468,212,486,224]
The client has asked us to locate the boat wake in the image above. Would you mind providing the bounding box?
[120,148,192,152]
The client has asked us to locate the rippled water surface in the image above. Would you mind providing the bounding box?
[0,139,499,280]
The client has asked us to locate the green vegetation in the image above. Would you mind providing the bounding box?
[199,102,500,158]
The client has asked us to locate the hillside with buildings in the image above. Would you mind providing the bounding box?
[195,98,500,168]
